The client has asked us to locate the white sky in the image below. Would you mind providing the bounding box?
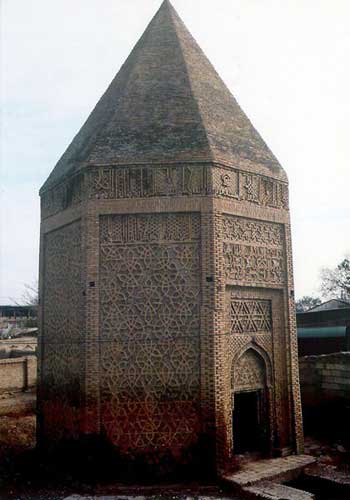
[0,0,349,304]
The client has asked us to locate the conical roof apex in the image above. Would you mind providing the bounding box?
[41,1,285,193]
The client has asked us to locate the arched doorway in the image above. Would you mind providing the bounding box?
[232,348,271,456]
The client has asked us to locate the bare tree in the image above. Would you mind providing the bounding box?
[295,295,322,312]
[320,256,350,301]
[21,281,39,307]
[11,280,38,308]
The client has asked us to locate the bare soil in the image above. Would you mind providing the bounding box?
[0,414,36,458]
[305,436,350,468]
[1,412,349,499]
[0,412,229,500]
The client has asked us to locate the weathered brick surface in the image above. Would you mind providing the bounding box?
[300,353,350,405]
[40,1,286,196]
[0,356,37,393]
[38,0,303,472]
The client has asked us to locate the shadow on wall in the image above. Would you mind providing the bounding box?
[299,352,350,443]
[35,432,216,483]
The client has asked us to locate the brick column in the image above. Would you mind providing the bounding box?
[83,203,101,435]
[285,220,304,453]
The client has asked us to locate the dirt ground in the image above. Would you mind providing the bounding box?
[0,412,230,500]
[0,414,36,459]
[1,412,350,499]
[0,412,71,499]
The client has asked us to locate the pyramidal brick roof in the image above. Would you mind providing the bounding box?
[41,0,285,193]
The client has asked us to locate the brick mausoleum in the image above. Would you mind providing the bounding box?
[38,0,304,473]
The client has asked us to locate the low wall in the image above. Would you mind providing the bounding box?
[299,353,350,440]
[0,356,37,393]
[299,352,350,406]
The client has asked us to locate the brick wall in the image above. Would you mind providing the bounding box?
[0,356,37,393]
[38,170,303,468]
[299,352,350,406]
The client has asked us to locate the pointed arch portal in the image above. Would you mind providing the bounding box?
[232,347,272,455]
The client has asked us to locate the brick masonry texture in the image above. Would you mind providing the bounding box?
[38,0,304,472]
[299,352,350,405]
[40,0,286,194]
[0,356,36,393]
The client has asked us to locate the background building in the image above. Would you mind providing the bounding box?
[297,300,350,356]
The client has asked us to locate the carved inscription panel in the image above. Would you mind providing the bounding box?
[40,165,289,219]
[41,174,83,219]
[86,164,288,208]
[90,166,209,200]
[223,215,286,286]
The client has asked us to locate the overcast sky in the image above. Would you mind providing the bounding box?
[1,0,349,304]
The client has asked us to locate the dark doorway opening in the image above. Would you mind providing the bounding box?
[233,390,268,455]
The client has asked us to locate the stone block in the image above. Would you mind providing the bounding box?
[244,480,315,499]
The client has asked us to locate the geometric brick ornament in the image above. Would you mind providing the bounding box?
[230,299,272,334]
[38,0,304,474]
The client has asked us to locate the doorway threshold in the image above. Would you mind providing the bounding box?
[221,454,316,487]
